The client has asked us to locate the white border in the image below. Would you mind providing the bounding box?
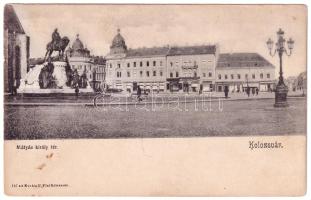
[0,0,309,200]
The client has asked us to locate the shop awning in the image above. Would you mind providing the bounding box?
[243,83,259,87]
[191,84,199,87]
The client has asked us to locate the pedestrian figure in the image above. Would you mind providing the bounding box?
[256,88,259,95]
[13,79,17,95]
[75,85,79,99]
[224,86,229,98]
[252,88,255,96]
[137,85,142,102]
[246,87,250,97]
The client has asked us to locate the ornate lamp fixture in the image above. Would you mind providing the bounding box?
[266,28,294,107]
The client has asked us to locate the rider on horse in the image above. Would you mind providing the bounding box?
[52,28,61,49]
[45,29,69,61]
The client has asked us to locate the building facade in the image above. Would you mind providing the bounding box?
[105,29,219,93]
[4,4,30,93]
[105,29,276,94]
[215,53,276,92]
[92,56,106,91]
[66,34,96,88]
[166,46,218,93]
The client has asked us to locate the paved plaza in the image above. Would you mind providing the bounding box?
[4,96,306,140]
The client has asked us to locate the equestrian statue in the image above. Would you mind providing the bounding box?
[44,28,70,61]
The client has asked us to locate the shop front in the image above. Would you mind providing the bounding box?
[167,77,200,93]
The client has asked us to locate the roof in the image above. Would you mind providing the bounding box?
[92,56,106,65]
[111,29,127,50]
[216,53,274,68]
[4,4,25,34]
[125,45,216,58]
[168,45,217,56]
[126,47,170,58]
[72,35,84,50]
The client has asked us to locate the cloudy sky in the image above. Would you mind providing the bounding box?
[13,4,306,77]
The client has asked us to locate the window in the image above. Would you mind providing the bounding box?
[237,74,241,79]
[134,62,136,67]
[140,71,143,77]
[170,62,173,67]
[146,61,149,67]
[140,61,143,67]
[116,71,122,78]
[208,72,212,77]
[127,71,130,77]
[146,71,150,77]
[231,74,234,79]
[127,63,130,68]
[260,73,263,79]
[118,64,121,68]
[160,71,163,76]
[176,72,179,77]
[110,64,112,68]
[160,61,163,66]
[225,75,228,79]
[153,61,156,66]
[252,74,255,79]
[267,73,270,78]
[218,74,221,79]
[153,71,156,76]
[203,73,206,77]
[194,72,197,77]
[170,72,173,78]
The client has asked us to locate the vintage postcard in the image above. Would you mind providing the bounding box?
[3,4,307,196]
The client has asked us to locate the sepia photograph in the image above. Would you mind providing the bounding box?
[4,4,307,140]
[3,3,307,196]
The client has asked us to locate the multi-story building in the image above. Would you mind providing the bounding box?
[92,56,106,90]
[105,29,276,94]
[4,4,30,94]
[66,34,96,88]
[105,29,218,93]
[215,53,276,92]
[166,46,218,92]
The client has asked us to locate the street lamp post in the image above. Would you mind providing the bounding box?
[266,28,294,107]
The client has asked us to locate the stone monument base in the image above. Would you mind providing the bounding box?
[17,60,94,96]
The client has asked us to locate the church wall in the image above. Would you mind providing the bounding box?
[16,33,28,81]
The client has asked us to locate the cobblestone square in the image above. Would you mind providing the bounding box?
[4,98,306,140]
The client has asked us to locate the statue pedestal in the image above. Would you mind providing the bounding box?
[52,61,68,88]
[17,61,94,95]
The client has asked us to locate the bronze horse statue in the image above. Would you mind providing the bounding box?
[44,36,70,61]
